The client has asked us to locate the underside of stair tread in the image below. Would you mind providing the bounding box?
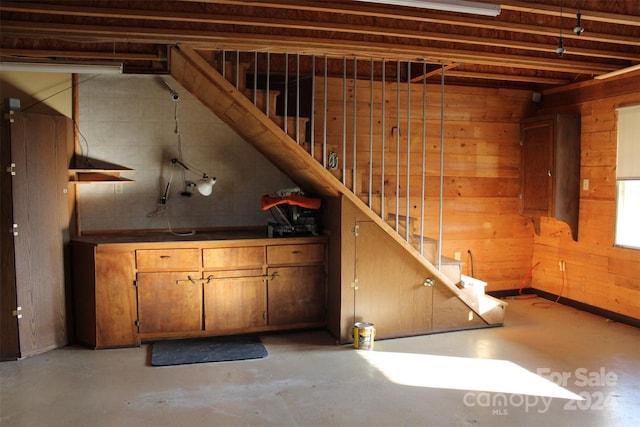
[440,255,464,265]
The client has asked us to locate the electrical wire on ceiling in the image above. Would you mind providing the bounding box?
[573,1,585,36]
[556,0,567,58]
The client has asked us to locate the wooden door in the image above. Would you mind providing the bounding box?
[137,272,202,334]
[353,221,433,339]
[1,111,72,359]
[521,119,553,216]
[267,265,326,326]
[203,274,267,331]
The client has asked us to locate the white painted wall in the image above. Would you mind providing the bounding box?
[77,74,295,232]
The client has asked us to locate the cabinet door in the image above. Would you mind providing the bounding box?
[1,112,72,359]
[521,119,553,216]
[267,265,326,326]
[137,272,202,334]
[353,221,433,339]
[95,251,138,348]
[203,272,267,331]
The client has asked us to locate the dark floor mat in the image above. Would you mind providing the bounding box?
[151,335,268,366]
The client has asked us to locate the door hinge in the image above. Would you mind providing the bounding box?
[134,320,140,327]
[263,311,267,320]
[352,225,359,237]
[133,280,138,287]
[6,163,16,176]
[9,224,18,237]
[351,279,359,291]
[12,306,22,319]
[4,110,15,123]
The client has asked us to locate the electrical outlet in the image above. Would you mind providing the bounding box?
[583,179,589,191]
[114,183,123,195]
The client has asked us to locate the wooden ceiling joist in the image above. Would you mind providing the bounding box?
[1,1,638,48]
[0,48,161,62]
[1,20,622,76]
[1,0,638,88]
[442,71,570,85]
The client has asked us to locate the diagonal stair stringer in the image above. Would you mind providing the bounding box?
[169,45,505,326]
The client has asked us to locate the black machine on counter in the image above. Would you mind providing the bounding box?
[261,188,321,237]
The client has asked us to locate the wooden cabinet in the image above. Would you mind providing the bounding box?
[203,246,267,332]
[521,114,581,240]
[135,248,202,335]
[137,248,201,271]
[137,272,202,334]
[1,111,73,359]
[203,246,264,269]
[267,243,326,326]
[267,243,325,265]
[203,273,267,331]
[267,265,326,326]
[325,196,488,345]
[72,234,326,348]
[73,243,139,349]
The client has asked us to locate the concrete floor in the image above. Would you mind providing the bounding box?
[1,297,639,427]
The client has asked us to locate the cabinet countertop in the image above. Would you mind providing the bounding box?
[72,229,326,247]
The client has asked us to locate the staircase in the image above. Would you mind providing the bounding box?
[169,46,506,330]
[217,53,311,150]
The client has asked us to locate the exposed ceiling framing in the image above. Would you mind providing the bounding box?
[1,0,638,89]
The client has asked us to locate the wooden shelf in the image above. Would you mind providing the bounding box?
[68,157,134,184]
[69,169,134,183]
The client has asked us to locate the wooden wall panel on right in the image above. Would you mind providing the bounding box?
[532,76,640,320]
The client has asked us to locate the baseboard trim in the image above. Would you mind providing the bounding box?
[488,288,640,329]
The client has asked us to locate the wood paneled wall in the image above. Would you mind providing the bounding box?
[314,76,536,291]
[533,75,640,320]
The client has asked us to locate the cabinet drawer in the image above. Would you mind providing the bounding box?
[136,249,201,270]
[267,244,324,265]
[203,246,264,269]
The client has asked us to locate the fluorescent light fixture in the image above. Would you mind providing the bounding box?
[353,0,501,16]
[0,61,123,74]
[594,63,640,80]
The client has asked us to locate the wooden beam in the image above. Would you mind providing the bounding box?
[185,34,620,75]
[1,20,619,75]
[174,0,640,27]
[443,71,570,85]
[496,0,640,26]
[410,63,460,82]
[2,1,637,47]
[0,48,160,61]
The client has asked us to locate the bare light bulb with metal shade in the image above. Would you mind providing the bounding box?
[196,175,217,196]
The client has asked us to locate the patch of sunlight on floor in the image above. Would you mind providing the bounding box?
[357,351,582,400]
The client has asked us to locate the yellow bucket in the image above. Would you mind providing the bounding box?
[353,322,375,350]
